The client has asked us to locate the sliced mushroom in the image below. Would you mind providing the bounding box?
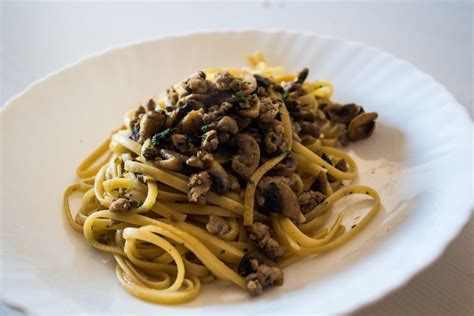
[312,171,329,195]
[239,96,261,118]
[228,174,241,192]
[259,181,301,221]
[268,157,297,176]
[217,116,239,134]
[181,110,203,135]
[241,74,257,95]
[254,74,270,88]
[347,112,378,141]
[175,99,204,123]
[138,110,166,143]
[213,146,236,164]
[236,116,253,131]
[155,149,188,171]
[296,68,309,84]
[326,103,363,124]
[145,99,156,111]
[231,134,261,179]
[335,159,348,172]
[170,133,195,155]
[186,73,210,94]
[141,146,161,160]
[208,161,230,195]
[286,68,309,92]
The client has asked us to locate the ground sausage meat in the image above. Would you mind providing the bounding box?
[186,151,214,169]
[247,222,284,261]
[245,262,284,296]
[206,215,231,235]
[109,198,133,212]
[298,190,327,213]
[187,171,212,205]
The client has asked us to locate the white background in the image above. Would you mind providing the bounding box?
[1,1,472,315]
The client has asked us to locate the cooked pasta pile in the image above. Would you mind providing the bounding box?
[64,53,380,304]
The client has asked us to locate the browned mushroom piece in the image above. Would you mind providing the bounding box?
[141,146,161,160]
[268,157,297,176]
[239,96,261,118]
[312,170,329,195]
[208,161,230,195]
[213,146,235,164]
[325,103,363,124]
[296,68,309,83]
[258,180,302,221]
[138,110,166,143]
[228,174,241,192]
[335,159,348,172]
[231,134,261,179]
[217,116,239,134]
[181,110,203,135]
[170,133,195,155]
[347,112,378,142]
[145,99,156,111]
[236,116,253,131]
[155,149,188,172]
[186,73,210,94]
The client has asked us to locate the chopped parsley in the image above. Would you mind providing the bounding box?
[201,125,211,133]
[233,91,246,103]
[151,128,174,147]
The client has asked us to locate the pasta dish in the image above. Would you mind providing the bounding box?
[64,52,380,304]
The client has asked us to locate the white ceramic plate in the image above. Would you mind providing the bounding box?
[1,31,471,315]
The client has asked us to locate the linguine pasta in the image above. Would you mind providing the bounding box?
[64,52,380,304]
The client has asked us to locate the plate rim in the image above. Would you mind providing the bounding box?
[1,29,472,314]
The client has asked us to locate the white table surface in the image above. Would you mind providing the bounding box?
[1,1,472,315]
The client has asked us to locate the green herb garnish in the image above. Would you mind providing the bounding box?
[151,128,174,147]
[233,91,246,103]
[201,125,211,133]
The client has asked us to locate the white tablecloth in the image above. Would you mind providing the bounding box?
[1,2,472,315]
